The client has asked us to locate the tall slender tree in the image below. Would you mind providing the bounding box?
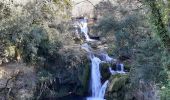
[144,0,170,51]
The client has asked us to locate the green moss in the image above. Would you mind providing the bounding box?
[83,63,90,85]
[81,62,90,95]
[100,63,112,80]
[124,61,131,71]
[108,74,128,92]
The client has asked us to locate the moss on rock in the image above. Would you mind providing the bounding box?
[100,62,111,81]
[108,74,128,92]
[106,74,129,100]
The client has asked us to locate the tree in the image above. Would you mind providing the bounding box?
[144,0,170,51]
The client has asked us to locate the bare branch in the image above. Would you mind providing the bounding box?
[75,0,97,8]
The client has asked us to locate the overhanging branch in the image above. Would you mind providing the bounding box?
[75,0,97,8]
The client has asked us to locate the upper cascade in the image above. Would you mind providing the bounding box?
[76,18,96,41]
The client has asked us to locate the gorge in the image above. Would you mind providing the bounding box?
[0,0,169,100]
[76,17,126,100]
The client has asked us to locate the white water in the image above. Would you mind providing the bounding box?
[109,67,116,75]
[100,53,113,62]
[81,48,109,100]
[87,56,109,100]
[77,18,108,100]
[109,63,126,74]
[81,43,92,53]
[100,53,125,74]
[99,80,109,98]
[120,64,124,72]
[100,53,126,74]
[78,18,95,41]
[91,57,102,97]
[76,17,125,100]
[117,63,126,74]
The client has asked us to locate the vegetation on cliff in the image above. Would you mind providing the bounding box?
[0,0,170,100]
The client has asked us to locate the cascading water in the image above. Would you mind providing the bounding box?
[100,53,114,62]
[100,53,125,74]
[81,43,109,100]
[86,56,109,100]
[78,18,95,41]
[77,17,126,100]
[91,57,102,97]
[99,80,109,98]
[109,62,126,74]
[78,18,108,100]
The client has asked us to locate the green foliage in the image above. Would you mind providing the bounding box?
[144,0,170,50]
[96,14,140,57]
[96,15,119,33]
[22,26,57,64]
[0,0,70,64]
[97,2,169,98]
[130,38,168,85]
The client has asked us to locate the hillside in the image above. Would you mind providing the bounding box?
[0,0,170,100]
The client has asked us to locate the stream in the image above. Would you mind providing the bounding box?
[76,17,125,100]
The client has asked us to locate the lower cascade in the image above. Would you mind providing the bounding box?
[87,56,109,100]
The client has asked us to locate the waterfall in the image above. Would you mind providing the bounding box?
[117,63,125,74]
[99,80,109,98]
[77,17,125,100]
[77,18,108,100]
[110,63,126,74]
[76,18,125,100]
[109,67,116,75]
[81,44,109,100]
[100,53,113,62]
[91,57,102,97]
[87,56,109,100]
[78,18,95,41]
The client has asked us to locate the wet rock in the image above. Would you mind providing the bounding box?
[106,74,129,100]
[108,74,128,92]
[88,41,102,49]
[100,63,111,81]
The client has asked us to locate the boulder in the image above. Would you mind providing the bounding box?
[108,74,128,92]
[106,74,129,100]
